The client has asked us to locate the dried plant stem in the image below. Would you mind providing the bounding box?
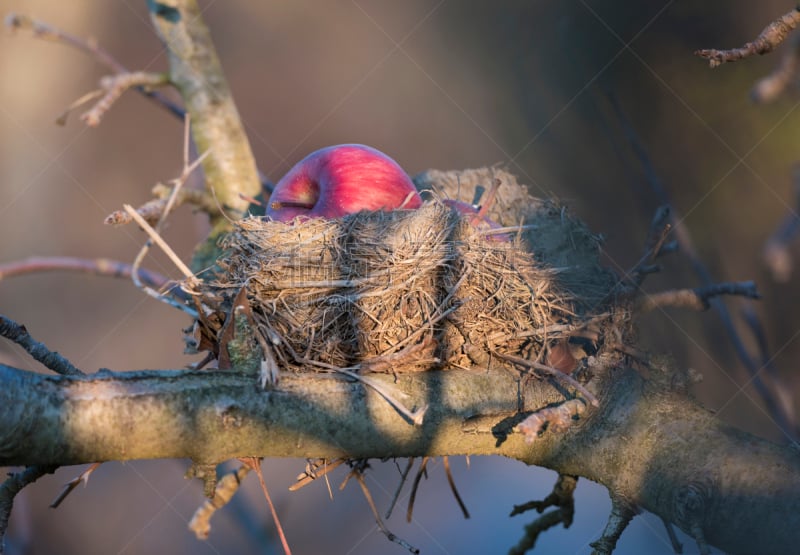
[352,470,420,554]
[385,458,415,519]
[288,458,345,492]
[442,457,470,519]
[123,206,196,283]
[325,367,427,426]
[241,458,292,555]
[406,457,430,523]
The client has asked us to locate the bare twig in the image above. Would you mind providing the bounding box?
[5,12,273,192]
[0,314,83,376]
[105,185,220,226]
[493,351,599,407]
[82,71,169,127]
[406,457,429,523]
[188,464,251,540]
[122,120,208,315]
[288,458,345,492]
[0,465,57,553]
[442,456,470,519]
[49,463,101,508]
[147,0,262,219]
[385,458,415,519]
[752,33,800,103]
[4,13,183,119]
[763,166,800,282]
[605,92,798,440]
[627,205,673,286]
[351,468,420,554]
[637,282,761,313]
[509,474,577,555]
[125,204,198,278]
[695,7,800,68]
[240,457,292,555]
[0,256,178,294]
[741,306,795,424]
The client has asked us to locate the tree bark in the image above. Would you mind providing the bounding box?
[1,362,798,554]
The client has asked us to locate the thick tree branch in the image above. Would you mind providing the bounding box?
[146,0,261,228]
[1,363,798,554]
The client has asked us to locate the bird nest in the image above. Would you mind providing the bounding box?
[196,168,621,376]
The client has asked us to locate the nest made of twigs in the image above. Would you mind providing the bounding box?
[198,169,621,375]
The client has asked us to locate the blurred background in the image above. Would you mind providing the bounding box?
[1,1,799,553]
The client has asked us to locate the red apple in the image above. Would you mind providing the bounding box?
[267,144,422,221]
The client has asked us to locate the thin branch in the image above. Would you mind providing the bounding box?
[763,165,800,282]
[288,458,345,492]
[441,456,470,519]
[406,457,429,523]
[49,463,101,508]
[695,7,800,68]
[4,12,274,192]
[385,458,415,519]
[82,71,169,127]
[105,184,219,225]
[637,281,761,313]
[752,33,800,103]
[123,205,197,285]
[147,0,262,221]
[0,314,83,376]
[0,256,179,295]
[604,92,798,440]
[0,465,56,554]
[661,516,684,554]
[508,474,577,555]
[627,205,673,286]
[4,13,183,119]
[240,458,292,555]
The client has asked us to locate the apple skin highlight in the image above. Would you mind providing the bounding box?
[266,144,423,221]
